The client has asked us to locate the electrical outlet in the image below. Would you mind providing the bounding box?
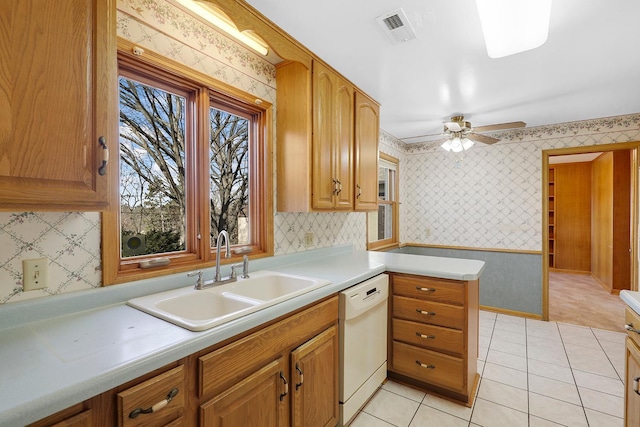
[304,232,314,248]
[22,258,48,291]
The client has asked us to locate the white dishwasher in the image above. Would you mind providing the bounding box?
[339,273,389,426]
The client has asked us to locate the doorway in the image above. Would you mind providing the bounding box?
[542,142,640,326]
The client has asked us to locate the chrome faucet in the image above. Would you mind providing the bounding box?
[214,230,233,282]
[187,230,238,289]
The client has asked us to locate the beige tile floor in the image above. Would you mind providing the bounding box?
[350,310,626,427]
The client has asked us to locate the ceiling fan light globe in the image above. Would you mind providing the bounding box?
[462,138,474,150]
[441,140,453,152]
[451,137,463,153]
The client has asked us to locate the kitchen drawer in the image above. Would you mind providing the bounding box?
[393,295,465,329]
[391,341,465,393]
[626,307,640,349]
[392,274,465,305]
[392,318,464,356]
[117,365,184,427]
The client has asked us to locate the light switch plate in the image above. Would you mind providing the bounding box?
[23,258,48,291]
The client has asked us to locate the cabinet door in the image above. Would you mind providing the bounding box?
[354,90,379,211]
[312,62,338,209]
[626,338,640,427]
[0,0,116,210]
[334,78,354,210]
[200,358,288,427]
[290,326,339,427]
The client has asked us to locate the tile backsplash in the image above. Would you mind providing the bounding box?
[0,213,102,303]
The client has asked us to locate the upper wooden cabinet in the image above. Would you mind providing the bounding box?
[354,91,380,211]
[0,0,116,211]
[312,62,354,210]
[277,60,379,212]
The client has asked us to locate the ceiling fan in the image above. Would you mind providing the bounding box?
[402,115,526,152]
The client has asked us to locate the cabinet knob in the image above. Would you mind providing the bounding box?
[98,136,109,176]
[626,324,640,334]
[279,371,288,401]
[129,387,179,418]
[415,360,435,369]
[416,332,435,339]
[295,363,304,390]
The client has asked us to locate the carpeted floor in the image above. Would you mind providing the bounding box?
[549,270,627,332]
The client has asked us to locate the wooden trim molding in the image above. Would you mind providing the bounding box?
[399,243,542,256]
[479,305,543,320]
[541,140,640,320]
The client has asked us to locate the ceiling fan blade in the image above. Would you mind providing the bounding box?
[473,121,526,133]
[444,122,462,132]
[467,133,500,145]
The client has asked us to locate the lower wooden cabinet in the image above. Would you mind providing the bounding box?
[388,273,479,406]
[198,297,339,427]
[291,326,339,427]
[625,306,640,426]
[200,358,288,426]
[29,296,339,427]
[116,365,185,427]
[625,337,640,427]
[49,410,92,427]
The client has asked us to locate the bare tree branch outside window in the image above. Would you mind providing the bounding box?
[118,76,251,257]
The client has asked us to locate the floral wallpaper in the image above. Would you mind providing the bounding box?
[0,0,638,304]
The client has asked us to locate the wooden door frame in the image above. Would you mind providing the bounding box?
[542,141,640,321]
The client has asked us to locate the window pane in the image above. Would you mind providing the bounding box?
[378,204,393,240]
[378,167,396,201]
[118,77,187,258]
[209,107,250,247]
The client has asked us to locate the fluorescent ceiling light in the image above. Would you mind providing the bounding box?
[476,0,552,58]
[175,0,269,55]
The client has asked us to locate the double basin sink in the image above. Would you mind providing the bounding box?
[127,270,330,331]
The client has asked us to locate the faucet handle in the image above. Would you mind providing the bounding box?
[187,271,204,289]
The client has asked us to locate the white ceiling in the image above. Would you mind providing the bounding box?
[245,0,640,143]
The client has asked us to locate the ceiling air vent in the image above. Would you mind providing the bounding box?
[376,8,417,44]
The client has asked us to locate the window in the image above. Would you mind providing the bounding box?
[103,45,273,284]
[367,153,399,250]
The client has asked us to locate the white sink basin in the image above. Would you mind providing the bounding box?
[223,272,321,302]
[127,270,330,331]
[156,292,257,321]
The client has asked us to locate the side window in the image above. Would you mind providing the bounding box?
[367,153,399,250]
[103,50,273,284]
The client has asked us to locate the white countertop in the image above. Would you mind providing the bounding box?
[621,290,640,316]
[0,246,484,426]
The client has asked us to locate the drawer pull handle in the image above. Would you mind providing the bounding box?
[416,332,435,339]
[279,371,288,401]
[416,360,435,369]
[129,388,179,419]
[416,309,436,316]
[416,287,436,292]
[295,363,304,390]
[626,324,640,334]
[634,376,640,395]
